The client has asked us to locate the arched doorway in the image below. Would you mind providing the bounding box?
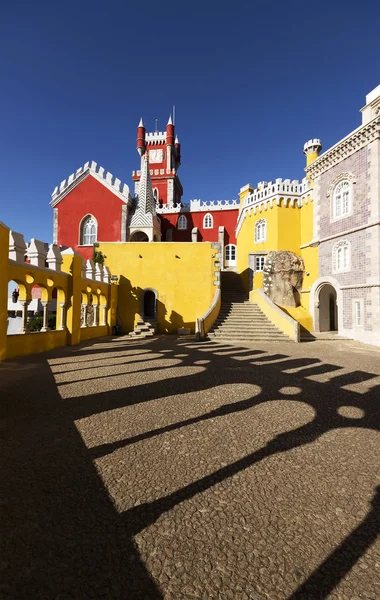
[318,284,338,332]
[130,231,149,242]
[143,290,156,318]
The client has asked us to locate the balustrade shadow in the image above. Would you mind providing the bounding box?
[1,335,380,598]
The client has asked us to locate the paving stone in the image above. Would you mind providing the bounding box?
[1,335,380,599]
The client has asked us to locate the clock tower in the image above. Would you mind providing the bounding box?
[132,115,183,206]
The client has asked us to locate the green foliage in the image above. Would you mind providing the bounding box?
[92,250,106,265]
[27,317,43,332]
[92,243,106,265]
[48,314,56,330]
[26,314,56,332]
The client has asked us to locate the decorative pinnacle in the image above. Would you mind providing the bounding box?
[175,135,180,144]
[167,114,173,126]
[138,117,145,127]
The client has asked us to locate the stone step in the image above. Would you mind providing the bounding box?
[213,324,283,331]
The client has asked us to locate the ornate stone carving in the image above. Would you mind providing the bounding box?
[263,251,304,307]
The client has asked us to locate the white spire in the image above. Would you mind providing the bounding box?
[129,152,156,227]
[167,114,173,125]
[138,117,144,127]
[175,135,179,144]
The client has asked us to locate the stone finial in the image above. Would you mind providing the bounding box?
[191,227,199,243]
[86,259,95,280]
[27,238,48,268]
[95,263,103,282]
[9,230,27,263]
[102,265,111,283]
[46,244,63,272]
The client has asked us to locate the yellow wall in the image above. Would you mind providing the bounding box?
[299,196,318,313]
[1,227,117,360]
[236,193,317,327]
[99,242,218,334]
[236,201,301,291]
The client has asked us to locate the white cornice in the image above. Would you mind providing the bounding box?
[306,116,380,179]
[50,161,133,207]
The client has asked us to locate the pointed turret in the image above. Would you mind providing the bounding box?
[175,135,181,168]
[137,117,146,157]
[166,114,175,171]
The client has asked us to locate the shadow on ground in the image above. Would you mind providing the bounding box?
[1,335,380,598]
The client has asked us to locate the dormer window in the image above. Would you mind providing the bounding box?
[203,213,213,229]
[80,215,97,246]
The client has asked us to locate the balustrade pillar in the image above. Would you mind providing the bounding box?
[40,301,49,332]
[92,305,99,327]
[81,304,88,328]
[58,303,66,330]
[100,304,107,326]
[20,300,30,334]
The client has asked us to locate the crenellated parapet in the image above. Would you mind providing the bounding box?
[189,198,239,212]
[145,131,167,144]
[156,201,189,214]
[50,161,132,207]
[236,177,313,236]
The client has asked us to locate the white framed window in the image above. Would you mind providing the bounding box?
[332,180,351,219]
[333,240,351,273]
[177,214,187,230]
[80,215,97,246]
[225,244,236,261]
[255,255,266,271]
[203,213,213,229]
[254,219,266,243]
[225,244,236,266]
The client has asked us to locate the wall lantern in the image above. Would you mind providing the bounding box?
[110,275,119,284]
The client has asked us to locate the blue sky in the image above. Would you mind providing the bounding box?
[1,0,379,243]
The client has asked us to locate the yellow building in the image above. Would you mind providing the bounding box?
[235,140,322,333]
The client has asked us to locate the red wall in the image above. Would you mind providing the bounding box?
[161,209,239,244]
[57,175,124,260]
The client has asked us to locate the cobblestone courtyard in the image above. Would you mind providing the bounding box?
[1,335,380,599]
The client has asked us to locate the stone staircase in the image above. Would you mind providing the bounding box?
[208,272,291,343]
[129,318,157,339]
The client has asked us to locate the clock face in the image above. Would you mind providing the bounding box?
[149,149,163,163]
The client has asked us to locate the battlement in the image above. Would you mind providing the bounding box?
[236,177,313,236]
[156,202,189,214]
[132,168,176,178]
[145,131,167,144]
[243,178,310,208]
[50,161,131,206]
[189,199,239,212]
[303,139,322,155]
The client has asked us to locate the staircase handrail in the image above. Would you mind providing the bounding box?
[195,287,221,341]
[250,289,300,342]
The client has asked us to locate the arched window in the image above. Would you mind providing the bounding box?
[177,214,187,230]
[333,240,350,272]
[153,188,159,202]
[80,215,97,246]
[254,219,266,243]
[203,213,213,229]
[333,180,351,219]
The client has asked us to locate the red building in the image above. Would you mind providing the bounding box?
[51,115,239,267]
